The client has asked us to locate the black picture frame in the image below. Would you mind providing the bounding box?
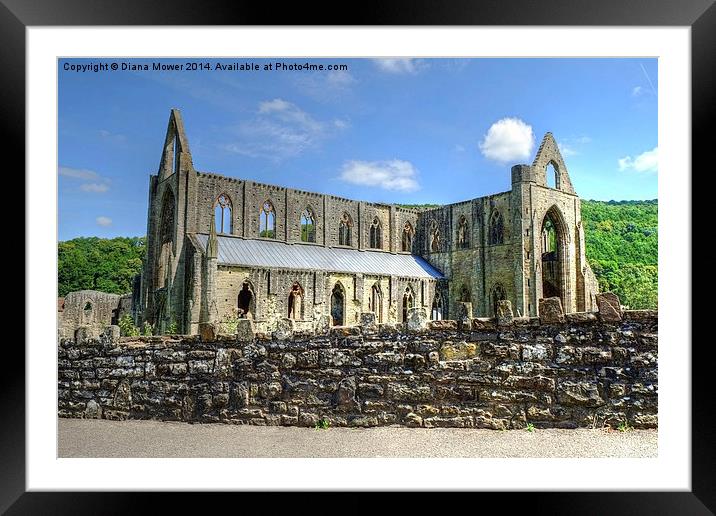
[6,0,712,512]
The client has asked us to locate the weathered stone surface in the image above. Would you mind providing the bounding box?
[440,341,478,361]
[272,318,294,340]
[199,323,217,342]
[565,312,598,324]
[407,307,428,331]
[428,320,458,331]
[471,318,496,331]
[496,300,514,326]
[84,399,102,419]
[359,312,378,331]
[539,297,565,324]
[235,319,255,342]
[58,314,658,430]
[456,302,473,327]
[596,292,622,322]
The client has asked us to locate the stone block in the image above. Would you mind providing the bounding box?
[407,307,428,331]
[314,314,331,334]
[427,320,458,331]
[359,312,378,331]
[596,292,622,322]
[199,322,217,341]
[272,318,294,340]
[74,326,91,345]
[496,300,514,326]
[539,297,565,324]
[457,302,473,325]
[235,318,255,342]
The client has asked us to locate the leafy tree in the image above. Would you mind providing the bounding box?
[58,236,145,296]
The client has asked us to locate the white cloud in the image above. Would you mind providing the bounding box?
[479,118,535,163]
[632,86,644,97]
[454,144,466,153]
[224,99,345,160]
[558,143,577,157]
[80,183,110,193]
[372,58,426,74]
[339,160,420,192]
[58,166,99,180]
[293,70,356,102]
[333,119,350,130]
[59,166,111,193]
[618,147,658,173]
[96,216,112,227]
[98,129,127,144]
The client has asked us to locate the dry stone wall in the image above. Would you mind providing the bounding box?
[58,300,657,430]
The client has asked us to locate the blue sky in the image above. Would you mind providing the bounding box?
[58,57,657,240]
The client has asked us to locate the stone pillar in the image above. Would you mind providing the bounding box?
[539,297,565,324]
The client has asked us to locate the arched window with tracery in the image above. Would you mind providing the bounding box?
[259,200,276,238]
[430,222,440,252]
[156,189,175,288]
[457,215,469,249]
[402,221,414,252]
[339,212,352,246]
[489,210,504,245]
[301,208,316,243]
[369,217,382,249]
[214,194,232,234]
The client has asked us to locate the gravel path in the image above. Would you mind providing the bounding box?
[58,418,657,458]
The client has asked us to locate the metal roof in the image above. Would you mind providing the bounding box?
[194,234,444,279]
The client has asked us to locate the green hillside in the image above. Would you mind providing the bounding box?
[57,200,657,308]
[580,199,657,309]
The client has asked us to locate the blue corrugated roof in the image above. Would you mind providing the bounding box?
[194,234,444,279]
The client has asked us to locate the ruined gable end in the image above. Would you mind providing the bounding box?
[159,108,194,179]
[532,133,575,194]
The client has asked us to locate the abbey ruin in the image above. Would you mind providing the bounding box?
[131,109,598,336]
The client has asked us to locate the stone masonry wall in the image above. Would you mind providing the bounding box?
[59,300,657,430]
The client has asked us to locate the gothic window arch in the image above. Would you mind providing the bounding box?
[237,280,256,318]
[457,215,469,249]
[156,189,175,288]
[489,210,504,245]
[402,221,414,252]
[369,217,382,249]
[402,286,415,322]
[331,282,345,326]
[259,200,276,238]
[288,282,304,320]
[430,221,440,252]
[300,208,316,243]
[339,212,353,246]
[546,161,559,189]
[214,193,232,234]
[369,283,383,323]
[491,283,506,317]
[431,291,444,320]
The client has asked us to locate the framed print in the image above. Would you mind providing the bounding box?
[7,0,714,512]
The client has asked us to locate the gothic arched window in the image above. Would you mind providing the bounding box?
[369,283,383,323]
[457,215,469,249]
[431,291,443,320]
[430,222,440,252]
[491,283,506,317]
[402,222,414,252]
[402,286,415,323]
[300,208,316,243]
[288,282,303,319]
[214,194,232,234]
[489,210,504,245]
[369,217,382,249]
[259,200,276,238]
[339,213,352,246]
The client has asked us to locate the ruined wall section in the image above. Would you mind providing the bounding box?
[59,299,657,430]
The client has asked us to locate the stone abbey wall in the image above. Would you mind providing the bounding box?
[59,297,658,430]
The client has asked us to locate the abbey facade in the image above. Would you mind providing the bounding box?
[136,109,598,335]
